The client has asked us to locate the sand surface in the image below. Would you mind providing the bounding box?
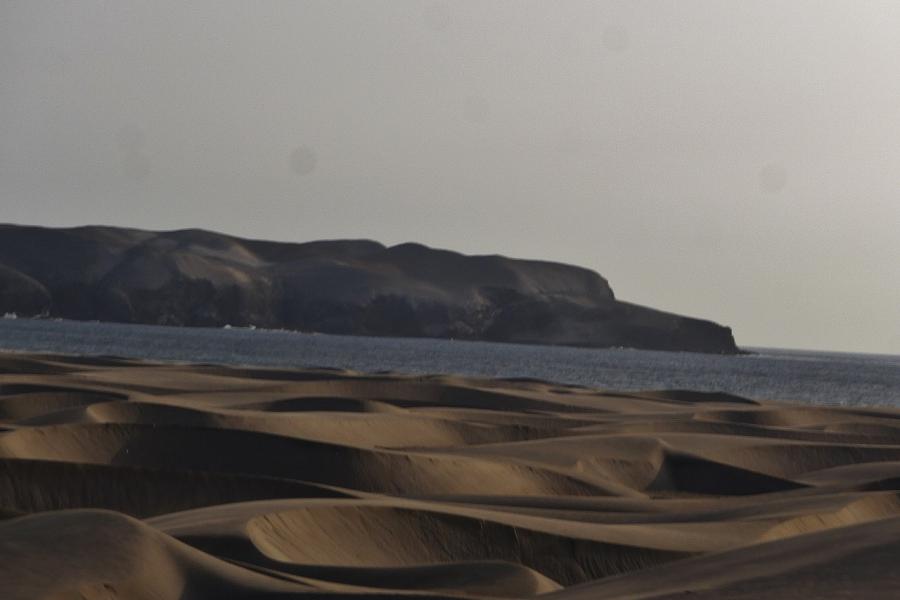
[1,351,898,598]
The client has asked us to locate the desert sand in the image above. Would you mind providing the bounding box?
[1,351,899,599]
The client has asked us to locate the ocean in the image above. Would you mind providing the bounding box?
[0,317,898,408]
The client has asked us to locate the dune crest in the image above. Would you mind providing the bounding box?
[1,352,899,598]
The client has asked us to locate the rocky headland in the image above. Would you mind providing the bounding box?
[0,224,738,353]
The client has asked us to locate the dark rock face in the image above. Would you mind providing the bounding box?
[0,224,739,353]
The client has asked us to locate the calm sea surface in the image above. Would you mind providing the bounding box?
[0,318,898,408]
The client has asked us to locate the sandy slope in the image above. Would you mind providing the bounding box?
[0,352,899,598]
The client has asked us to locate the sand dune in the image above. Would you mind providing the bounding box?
[1,352,899,598]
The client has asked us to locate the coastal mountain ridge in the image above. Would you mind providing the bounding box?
[0,223,738,353]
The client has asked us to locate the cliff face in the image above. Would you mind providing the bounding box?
[0,224,739,353]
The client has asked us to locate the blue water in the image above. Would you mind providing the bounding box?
[1,318,898,407]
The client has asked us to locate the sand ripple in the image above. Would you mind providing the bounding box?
[1,352,899,598]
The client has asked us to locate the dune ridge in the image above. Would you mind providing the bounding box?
[1,351,899,598]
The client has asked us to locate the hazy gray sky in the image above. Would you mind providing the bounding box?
[1,1,898,354]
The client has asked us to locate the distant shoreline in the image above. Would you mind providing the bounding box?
[0,223,740,354]
[2,319,899,408]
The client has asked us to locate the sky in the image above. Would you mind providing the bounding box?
[1,1,898,354]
